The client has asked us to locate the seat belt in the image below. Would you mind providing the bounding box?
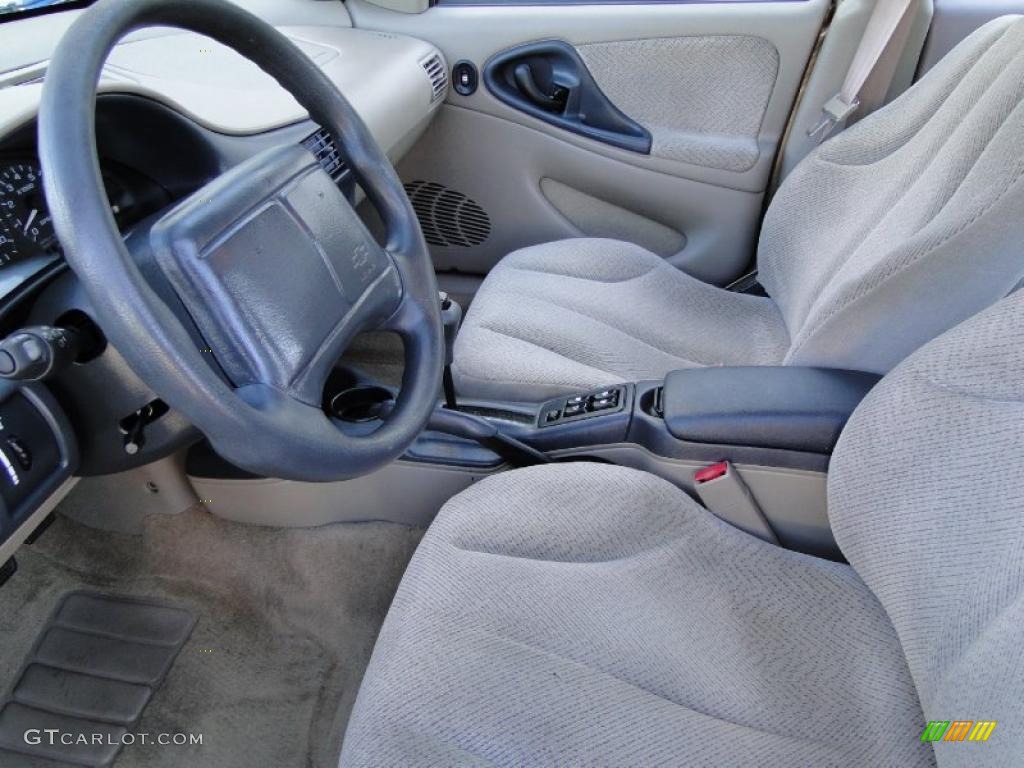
[692,462,779,544]
[808,0,920,142]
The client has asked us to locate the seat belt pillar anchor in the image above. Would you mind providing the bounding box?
[808,94,861,141]
[693,461,779,545]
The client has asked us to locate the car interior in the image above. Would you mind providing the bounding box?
[0,0,1021,765]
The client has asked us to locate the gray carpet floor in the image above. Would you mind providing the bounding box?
[0,501,423,767]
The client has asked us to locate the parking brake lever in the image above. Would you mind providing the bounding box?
[427,408,550,468]
[376,394,549,468]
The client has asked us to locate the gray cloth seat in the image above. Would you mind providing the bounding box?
[341,465,930,766]
[453,16,1024,402]
[341,288,1024,766]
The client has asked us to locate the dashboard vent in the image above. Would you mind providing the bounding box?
[301,128,346,182]
[422,54,448,102]
[404,181,490,248]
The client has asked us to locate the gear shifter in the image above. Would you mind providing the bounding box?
[439,291,462,409]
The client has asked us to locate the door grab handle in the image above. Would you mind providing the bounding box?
[513,63,567,112]
[483,41,652,154]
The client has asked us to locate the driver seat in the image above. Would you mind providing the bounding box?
[452,16,1024,402]
[340,289,1024,766]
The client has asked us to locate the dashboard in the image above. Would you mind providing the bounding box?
[0,20,446,300]
[0,11,447,559]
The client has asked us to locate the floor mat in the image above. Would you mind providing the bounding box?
[0,500,423,768]
[0,592,196,767]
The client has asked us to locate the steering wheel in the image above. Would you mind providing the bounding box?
[38,0,444,481]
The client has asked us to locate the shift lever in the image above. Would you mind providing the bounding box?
[439,291,462,409]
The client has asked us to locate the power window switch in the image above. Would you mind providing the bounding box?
[592,389,619,400]
[564,404,586,417]
[566,395,586,406]
[589,398,616,411]
[544,409,561,424]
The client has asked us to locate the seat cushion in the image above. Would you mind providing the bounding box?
[340,464,933,767]
[452,239,789,401]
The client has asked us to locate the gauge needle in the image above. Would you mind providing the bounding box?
[22,209,37,236]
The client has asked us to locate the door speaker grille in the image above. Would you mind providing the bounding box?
[404,181,491,248]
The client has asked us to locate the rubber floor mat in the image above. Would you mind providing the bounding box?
[0,591,196,767]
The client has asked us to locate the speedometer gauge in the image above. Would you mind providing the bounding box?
[0,161,59,264]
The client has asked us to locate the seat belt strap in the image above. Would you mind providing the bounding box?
[808,0,920,142]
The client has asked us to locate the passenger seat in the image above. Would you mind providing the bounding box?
[453,16,1024,402]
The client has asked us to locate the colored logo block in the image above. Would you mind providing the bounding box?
[921,721,997,743]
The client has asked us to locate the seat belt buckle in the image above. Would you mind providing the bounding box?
[807,94,861,141]
[693,461,778,544]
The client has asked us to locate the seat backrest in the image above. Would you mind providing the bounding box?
[758,15,1024,375]
[829,289,1024,765]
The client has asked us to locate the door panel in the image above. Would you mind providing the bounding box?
[575,35,779,173]
[539,178,687,257]
[392,107,763,284]
[348,0,829,285]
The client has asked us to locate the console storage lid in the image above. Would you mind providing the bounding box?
[662,367,881,455]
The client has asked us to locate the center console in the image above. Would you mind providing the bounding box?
[423,366,879,559]
[190,361,879,560]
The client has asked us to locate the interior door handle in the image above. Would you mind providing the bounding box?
[484,41,651,153]
[513,63,567,112]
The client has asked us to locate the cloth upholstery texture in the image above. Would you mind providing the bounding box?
[343,289,1024,767]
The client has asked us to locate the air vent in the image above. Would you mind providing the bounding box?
[404,181,491,248]
[301,128,346,182]
[422,54,448,102]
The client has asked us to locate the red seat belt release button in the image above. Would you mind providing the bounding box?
[691,460,779,545]
[694,461,729,484]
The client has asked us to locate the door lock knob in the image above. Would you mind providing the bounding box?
[452,60,478,96]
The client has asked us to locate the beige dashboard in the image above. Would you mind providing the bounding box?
[0,10,448,555]
[0,23,447,161]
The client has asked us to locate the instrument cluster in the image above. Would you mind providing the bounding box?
[0,156,165,268]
